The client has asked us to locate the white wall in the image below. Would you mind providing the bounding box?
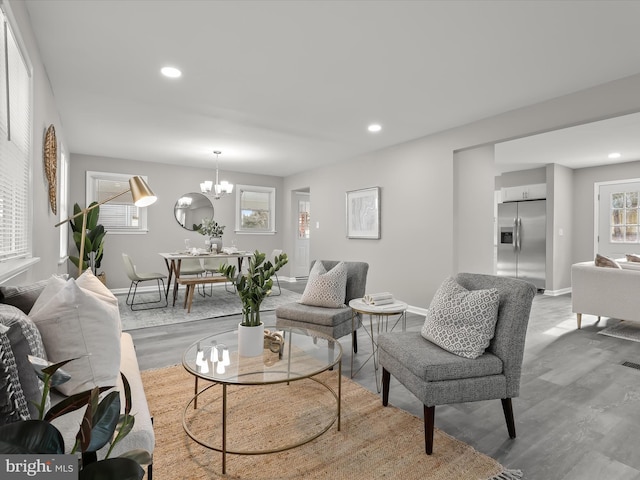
[68,154,285,289]
[548,164,573,293]
[454,145,495,274]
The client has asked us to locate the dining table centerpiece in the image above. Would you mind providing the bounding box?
[197,218,225,252]
[219,250,288,356]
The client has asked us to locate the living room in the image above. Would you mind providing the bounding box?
[3,1,640,479]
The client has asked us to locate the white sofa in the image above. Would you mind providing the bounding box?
[0,277,154,477]
[571,260,640,328]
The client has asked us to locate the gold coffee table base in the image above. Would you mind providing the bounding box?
[182,366,341,473]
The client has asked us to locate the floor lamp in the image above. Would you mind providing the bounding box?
[56,175,157,277]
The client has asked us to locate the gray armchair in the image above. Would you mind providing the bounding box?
[379,273,536,454]
[275,260,369,353]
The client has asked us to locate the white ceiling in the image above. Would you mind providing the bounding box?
[21,0,640,177]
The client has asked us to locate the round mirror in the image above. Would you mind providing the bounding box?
[174,192,214,231]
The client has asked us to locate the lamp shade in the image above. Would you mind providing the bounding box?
[129,176,157,207]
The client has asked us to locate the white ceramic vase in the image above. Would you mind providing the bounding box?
[238,322,264,357]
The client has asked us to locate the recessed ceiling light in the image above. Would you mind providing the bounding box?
[368,124,382,133]
[608,152,621,159]
[161,66,182,78]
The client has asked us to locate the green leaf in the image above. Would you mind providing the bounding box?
[85,391,121,453]
[0,420,64,454]
[118,448,152,466]
[28,355,73,386]
[45,386,113,422]
[78,457,145,480]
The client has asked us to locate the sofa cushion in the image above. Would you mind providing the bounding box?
[421,277,499,359]
[595,253,621,268]
[300,261,347,308]
[379,332,504,382]
[0,304,48,423]
[29,272,121,396]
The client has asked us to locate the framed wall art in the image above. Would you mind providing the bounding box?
[346,186,380,239]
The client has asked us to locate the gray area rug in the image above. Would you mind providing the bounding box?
[118,287,301,331]
[598,321,640,343]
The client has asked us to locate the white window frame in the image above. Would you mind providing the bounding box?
[58,147,69,262]
[86,171,149,234]
[235,185,276,235]
[0,6,38,283]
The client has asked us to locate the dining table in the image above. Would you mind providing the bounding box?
[158,251,253,306]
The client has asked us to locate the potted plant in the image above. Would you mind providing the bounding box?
[219,250,288,356]
[197,218,225,252]
[0,356,151,480]
[69,202,106,282]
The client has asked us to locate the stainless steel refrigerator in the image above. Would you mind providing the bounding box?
[497,199,546,290]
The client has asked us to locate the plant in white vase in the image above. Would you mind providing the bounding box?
[219,250,288,327]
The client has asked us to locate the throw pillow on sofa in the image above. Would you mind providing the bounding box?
[421,277,499,359]
[626,253,640,263]
[300,261,347,308]
[594,253,621,269]
[29,272,121,396]
[0,304,49,424]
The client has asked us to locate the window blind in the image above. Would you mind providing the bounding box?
[0,11,31,261]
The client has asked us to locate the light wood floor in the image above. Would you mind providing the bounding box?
[128,284,640,480]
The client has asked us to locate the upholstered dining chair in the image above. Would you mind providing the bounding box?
[379,273,536,455]
[122,253,168,310]
[275,260,369,355]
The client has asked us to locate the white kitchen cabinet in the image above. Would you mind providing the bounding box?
[501,183,546,202]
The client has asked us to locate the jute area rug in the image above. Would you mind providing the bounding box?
[118,288,301,331]
[141,365,519,480]
[598,320,640,343]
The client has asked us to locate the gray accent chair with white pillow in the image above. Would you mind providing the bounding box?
[379,273,536,455]
[275,260,369,353]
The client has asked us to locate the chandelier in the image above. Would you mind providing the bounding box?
[200,150,234,199]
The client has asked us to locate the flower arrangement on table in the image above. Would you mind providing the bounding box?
[197,218,226,252]
[197,218,225,237]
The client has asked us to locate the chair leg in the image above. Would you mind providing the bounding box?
[424,405,435,455]
[352,329,358,353]
[501,398,516,438]
[382,368,390,406]
[271,273,281,296]
[577,313,582,329]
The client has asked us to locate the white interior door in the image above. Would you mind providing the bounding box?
[597,180,640,259]
[292,192,310,278]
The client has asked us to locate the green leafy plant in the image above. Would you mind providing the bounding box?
[196,218,225,237]
[219,250,288,327]
[69,202,106,275]
[0,356,151,480]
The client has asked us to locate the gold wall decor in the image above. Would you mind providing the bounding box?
[43,124,57,214]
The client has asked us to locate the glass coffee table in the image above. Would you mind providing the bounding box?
[182,326,342,474]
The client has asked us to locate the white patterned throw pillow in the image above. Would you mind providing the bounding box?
[300,261,348,308]
[421,277,499,359]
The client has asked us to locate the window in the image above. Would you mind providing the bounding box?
[0,9,31,264]
[235,185,276,234]
[611,191,640,243]
[58,148,69,260]
[86,171,149,234]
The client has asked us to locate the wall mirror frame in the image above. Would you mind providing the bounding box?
[174,192,214,231]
